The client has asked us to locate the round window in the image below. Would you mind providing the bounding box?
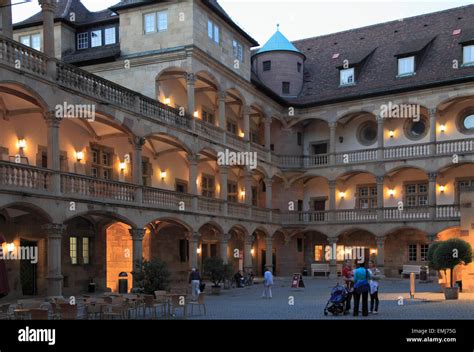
[404,116,429,141]
[357,121,377,146]
[463,114,474,131]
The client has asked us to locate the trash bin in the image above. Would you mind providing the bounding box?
[118,272,128,294]
[88,282,96,293]
[302,269,308,276]
[420,266,427,281]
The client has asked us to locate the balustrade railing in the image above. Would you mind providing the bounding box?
[384,143,431,159]
[0,162,51,191]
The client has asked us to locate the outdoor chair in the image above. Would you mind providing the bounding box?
[143,294,167,319]
[59,303,78,320]
[0,304,12,320]
[188,293,207,316]
[169,294,187,318]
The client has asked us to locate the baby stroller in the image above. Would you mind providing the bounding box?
[324,284,349,316]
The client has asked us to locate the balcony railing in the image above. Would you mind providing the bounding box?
[61,173,137,202]
[436,138,474,155]
[336,149,377,164]
[228,202,249,218]
[195,120,223,143]
[0,36,47,76]
[198,197,224,215]
[143,187,193,210]
[384,143,431,159]
[334,209,377,222]
[436,204,461,219]
[0,162,51,191]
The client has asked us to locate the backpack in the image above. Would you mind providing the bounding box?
[354,268,370,294]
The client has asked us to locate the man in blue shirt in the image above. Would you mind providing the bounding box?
[262,267,274,299]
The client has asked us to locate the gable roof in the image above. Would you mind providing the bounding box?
[13,0,118,29]
[281,4,474,107]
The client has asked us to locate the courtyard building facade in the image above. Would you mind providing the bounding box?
[0,0,473,297]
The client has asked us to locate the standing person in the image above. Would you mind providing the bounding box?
[188,268,201,300]
[368,260,381,314]
[353,262,371,317]
[262,267,274,299]
[342,260,354,314]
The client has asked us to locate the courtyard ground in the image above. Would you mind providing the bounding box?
[186,277,474,320]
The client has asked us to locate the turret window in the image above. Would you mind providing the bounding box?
[297,62,302,73]
[282,82,290,95]
[263,61,271,71]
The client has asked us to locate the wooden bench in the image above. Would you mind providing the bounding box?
[401,265,425,278]
[311,263,330,277]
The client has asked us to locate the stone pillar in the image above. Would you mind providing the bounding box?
[42,223,66,297]
[132,137,145,203]
[218,91,226,129]
[243,106,250,142]
[129,228,145,288]
[264,178,273,209]
[45,111,61,195]
[220,166,228,216]
[264,117,272,150]
[376,176,384,220]
[220,233,230,264]
[265,236,273,272]
[0,0,12,39]
[428,172,437,219]
[328,237,338,278]
[375,236,386,277]
[244,235,254,272]
[187,231,201,270]
[377,116,384,160]
[429,108,437,155]
[188,155,199,210]
[186,73,196,130]
[244,169,253,206]
[39,0,57,77]
[329,122,337,165]
[328,180,337,222]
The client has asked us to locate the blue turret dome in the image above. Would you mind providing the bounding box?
[257,25,302,55]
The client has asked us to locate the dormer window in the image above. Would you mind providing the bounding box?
[398,56,415,76]
[340,67,355,86]
[91,30,102,48]
[463,45,474,65]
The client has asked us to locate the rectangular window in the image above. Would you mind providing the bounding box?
[420,244,429,262]
[408,244,417,262]
[90,145,113,180]
[233,40,244,62]
[20,33,41,51]
[207,19,220,44]
[297,132,302,146]
[357,185,377,209]
[144,13,156,33]
[70,237,78,265]
[405,182,428,207]
[202,110,215,125]
[91,30,102,47]
[297,62,302,73]
[398,56,415,76]
[176,180,188,193]
[297,238,303,252]
[250,130,259,144]
[456,179,474,203]
[104,27,116,45]
[463,45,474,65]
[314,245,324,261]
[282,82,290,95]
[201,174,215,198]
[227,121,237,135]
[77,32,89,49]
[228,181,238,202]
[179,239,189,263]
[158,11,168,32]
[82,237,90,265]
[263,60,271,71]
[340,67,355,86]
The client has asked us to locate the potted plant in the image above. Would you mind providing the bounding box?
[132,258,171,294]
[203,257,227,295]
[430,239,472,300]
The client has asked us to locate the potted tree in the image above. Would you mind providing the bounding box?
[132,258,171,294]
[203,257,227,295]
[430,239,472,300]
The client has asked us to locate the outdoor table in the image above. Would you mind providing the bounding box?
[14,309,31,320]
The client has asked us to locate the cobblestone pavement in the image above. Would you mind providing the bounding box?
[185,277,474,320]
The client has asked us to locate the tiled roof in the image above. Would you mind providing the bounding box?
[13,0,118,29]
[280,4,474,107]
[257,28,302,55]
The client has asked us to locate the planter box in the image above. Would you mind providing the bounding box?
[444,287,459,300]
[211,286,221,295]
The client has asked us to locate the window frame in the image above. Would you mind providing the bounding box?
[227,181,238,202]
[90,144,114,180]
[232,39,244,62]
[339,67,355,86]
[463,44,474,66]
[19,33,41,51]
[201,174,215,198]
[262,60,271,72]
[207,19,220,45]
[82,237,91,265]
[404,181,428,207]
[144,10,168,34]
[397,56,416,77]
[70,237,78,265]
[408,244,418,262]
[282,81,290,95]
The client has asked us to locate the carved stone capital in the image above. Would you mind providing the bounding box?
[41,224,67,238]
[44,111,61,127]
[129,228,146,241]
